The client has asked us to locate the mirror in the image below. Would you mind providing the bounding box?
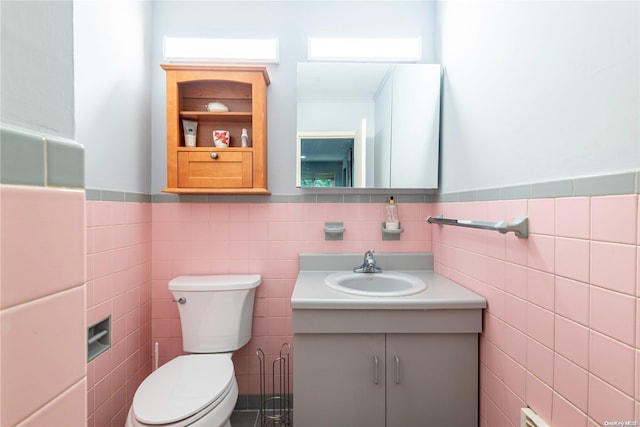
[296,62,441,189]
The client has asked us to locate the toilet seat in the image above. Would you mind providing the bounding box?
[132,354,235,426]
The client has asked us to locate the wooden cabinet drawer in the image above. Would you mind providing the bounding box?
[177,150,253,188]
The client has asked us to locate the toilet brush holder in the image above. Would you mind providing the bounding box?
[257,343,292,426]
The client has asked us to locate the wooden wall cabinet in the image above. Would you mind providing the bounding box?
[161,64,270,194]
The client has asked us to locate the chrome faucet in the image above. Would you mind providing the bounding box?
[353,250,382,273]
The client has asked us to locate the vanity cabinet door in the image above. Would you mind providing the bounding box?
[385,333,479,427]
[293,333,385,427]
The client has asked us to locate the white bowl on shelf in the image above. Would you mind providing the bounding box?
[205,102,229,112]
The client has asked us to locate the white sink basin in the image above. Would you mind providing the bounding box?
[325,271,427,297]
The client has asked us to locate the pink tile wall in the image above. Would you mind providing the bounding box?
[0,185,86,426]
[432,194,639,427]
[86,200,152,427]
[151,201,432,395]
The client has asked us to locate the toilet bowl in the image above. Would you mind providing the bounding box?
[126,275,261,427]
[125,354,237,427]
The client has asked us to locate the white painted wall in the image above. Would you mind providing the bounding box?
[437,1,640,193]
[72,1,637,195]
[150,1,438,195]
[74,0,152,193]
[0,1,75,137]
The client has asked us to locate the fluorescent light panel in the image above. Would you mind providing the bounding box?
[307,37,421,62]
[163,37,279,63]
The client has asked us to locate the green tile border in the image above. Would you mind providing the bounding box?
[126,192,153,203]
[530,179,573,199]
[1,124,84,188]
[573,172,636,197]
[47,136,84,188]
[1,125,46,186]
[433,170,638,203]
[145,192,435,204]
[87,189,151,203]
[86,170,639,204]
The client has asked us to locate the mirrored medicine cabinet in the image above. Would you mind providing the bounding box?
[296,62,441,189]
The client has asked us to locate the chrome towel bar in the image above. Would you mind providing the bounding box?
[426,215,529,238]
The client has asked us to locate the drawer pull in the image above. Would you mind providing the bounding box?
[210,152,218,159]
[373,355,380,385]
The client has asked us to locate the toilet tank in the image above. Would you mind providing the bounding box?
[169,275,261,353]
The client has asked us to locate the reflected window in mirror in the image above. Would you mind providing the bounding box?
[299,137,354,187]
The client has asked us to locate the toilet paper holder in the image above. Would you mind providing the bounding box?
[256,343,291,426]
[87,315,111,362]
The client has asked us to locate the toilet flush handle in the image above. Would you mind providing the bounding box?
[173,297,186,304]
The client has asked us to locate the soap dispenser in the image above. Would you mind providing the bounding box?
[385,196,399,230]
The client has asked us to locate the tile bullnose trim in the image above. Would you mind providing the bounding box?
[86,188,151,203]
[1,123,84,188]
[435,170,639,202]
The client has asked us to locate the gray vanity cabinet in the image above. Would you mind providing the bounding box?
[291,255,486,427]
[293,332,478,427]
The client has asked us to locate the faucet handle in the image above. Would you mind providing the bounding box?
[354,250,380,272]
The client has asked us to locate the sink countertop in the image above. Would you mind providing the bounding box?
[291,253,487,310]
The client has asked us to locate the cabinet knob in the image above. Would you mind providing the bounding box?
[210,152,218,159]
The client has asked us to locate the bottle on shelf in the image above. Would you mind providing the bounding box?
[241,128,249,147]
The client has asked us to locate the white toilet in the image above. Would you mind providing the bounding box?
[126,274,261,427]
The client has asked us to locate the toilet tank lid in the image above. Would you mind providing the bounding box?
[169,274,261,291]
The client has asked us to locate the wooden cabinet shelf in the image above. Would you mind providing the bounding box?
[179,112,253,122]
[161,64,270,194]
